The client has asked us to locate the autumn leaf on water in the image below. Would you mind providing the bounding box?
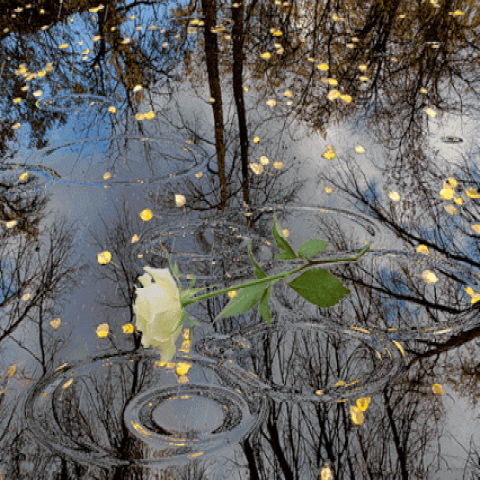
[422,270,439,284]
[389,191,400,202]
[96,323,109,338]
[416,245,429,255]
[97,251,112,265]
[140,209,153,221]
[122,323,134,334]
[432,383,444,395]
[350,405,364,425]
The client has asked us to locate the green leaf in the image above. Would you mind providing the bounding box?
[275,251,298,260]
[287,268,350,307]
[217,284,267,319]
[272,215,297,259]
[248,243,267,279]
[189,275,196,289]
[298,238,329,259]
[180,287,205,304]
[258,283,272,324]
[172,263,179,280]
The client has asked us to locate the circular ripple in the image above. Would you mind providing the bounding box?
[0,164,58,195]
[24,351,265,467]
[36,94,109,113]
[248,204,384,256]
[138,218,273,281]
[196,322,405,402]
[27,135,207,186]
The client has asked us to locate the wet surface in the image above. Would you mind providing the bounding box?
[1,0,480,478]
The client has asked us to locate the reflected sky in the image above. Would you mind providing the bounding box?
[1,0,480,478]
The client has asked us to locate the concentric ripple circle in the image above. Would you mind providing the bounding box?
[0,164,59,195]
[137,218,274,281]
[24,351,266,467]
[36,94,109,113]
[24,135,207,185]
[196,322,405,402]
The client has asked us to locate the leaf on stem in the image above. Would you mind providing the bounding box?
[287,268,350,307]
[248,243,266,279]
[273,215,297,260]
[259,283,272,324]
[217,284,267,318]
[298,238,329,259]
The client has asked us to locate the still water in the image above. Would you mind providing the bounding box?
[1,0,480,478]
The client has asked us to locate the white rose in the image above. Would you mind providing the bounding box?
[133,267,183,362]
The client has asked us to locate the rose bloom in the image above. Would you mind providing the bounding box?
[133,267,183,362]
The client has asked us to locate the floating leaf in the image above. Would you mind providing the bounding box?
[176,362,191,376]
[102,172,111,180]
[389,191,401,202]
[422,270,438,284]
[432,383,444,395]
[354,145,365,153]
[321,466,333,480]
[424,107,437,117]
[466,187,480,199]
[6,365,16,378]
[266,99,277,106]
[50,318,61,329]
[472,225,480,234]
[22,293,31,301]
[217,284,267,318]
[298,238,329,259]
[133,85,143,92]
[283,90,293,97]
[416,245,429,255]
[439,187,454,200]
[322,146,336,159]
[259,156,269,165]
[108,106,116,114]
[97,251,112,264]
[287,268,350,307]
[454,197,463,205]
[324,187,333,194]
[175,194,186,207]
[131,234,140,244]
[19,172,28,181]
[317,63,329,71]
[140,209,153,221]
[253,136,260,143]
[249,163,264,175]
[6,220,17,228]
[356,397,371,411]
[350,405,364,425]
[273,161,284,169]
[444,204,457,215]
[327,89,340,101]
[260,52,271,59]
[62,379,73,389]
[122,323,134,334]
[96,323,109,338]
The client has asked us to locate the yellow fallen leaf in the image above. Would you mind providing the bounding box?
[195,172,203,178]
[324,187,333,194]
[21,293,31,301]
[444,204,457,215]
[266,99,277,107]
[260,52,271,59]
[358,64,367,71]
[432,383,444,395]
[259,155,269,165]
[273,161,284,169]
[131,234,140,244]
[422,270,439,284]
[416,245,429,254]
[102,172,111,180]
[359,75,369,81]
[446,177,457,187]
[133,85,143,92]
[144,110,155,120]
[356,397,371,411]
[19,172,28,181]
[6,365,16,377]
[340,94,352,102]
[59,43,69,49]
[350,405,364,425]
[178,375,189,384]
[50,318,61,329]
[135,113,145,121]
[454,197,463,205]
[12,123,21,130]
[273,30,283,36]
[33,90,43,97]
[122,323,134,334]
[250,163,264,175]
[175,194,186,207]
[140,209,153,221]
[6,220,17,228]
[283,90,293,97]
[96,323,109,338]
[439,187,454,200]
[393,340,405,357]
[253,136,260,143]
[466,187,480,199]
[328,78,338,86]
[97,251,112,264]
[282,229,290,237]
[321,466,333,480]
[452,9,464,16]
[354,146,365,153]
[322,147,336,160]
[93,35,101,42]
[389,191,400,202]
[176,362,191,376]
[420,87,427,93]
[108,106,116,114]
[327,89,340,100]
[317,63,329,71]
[62,379,73,389]
[424,107,437,117]
[13,98,21,103]
[472,225,480,234]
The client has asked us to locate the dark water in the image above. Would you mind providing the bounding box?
[1,1,480,478]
